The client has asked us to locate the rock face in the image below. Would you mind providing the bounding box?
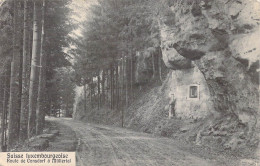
[160,0,259,146]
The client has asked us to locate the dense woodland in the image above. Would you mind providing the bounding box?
[0,0,170,151]
[71,0,167,118]
[0,0,74,150]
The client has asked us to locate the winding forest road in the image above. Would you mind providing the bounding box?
[48,117,242,166]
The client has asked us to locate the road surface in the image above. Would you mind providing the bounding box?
[48,118,241,166]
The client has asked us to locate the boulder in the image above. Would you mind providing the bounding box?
[179,126,190,133]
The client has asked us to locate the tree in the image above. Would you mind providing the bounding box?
[7,0,22,148]
[1,62,11,152]
[28,0,41,138]
[20,0,30,141]
[36,0,46,135]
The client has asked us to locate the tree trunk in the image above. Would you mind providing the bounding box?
[28,1,41,138]
[18,34,23,143]
[18,0,25,139]
[84,84,86,112]
[36,0,46,135]
[20,0,29,141]
[8,0,21,148]
[0,72,4,150]
[115,62,119,109]
[28,13,33,73]
[158,48,163,82]
[130,51,133,102]
[125,57,128,109]
[65,103,68,117]
[152,52,155,79]
[122,56,128,128]
[114,63,117,109]
[121,56,124,127]
[105,69,109,105]
[121,55,125,105]
[110,65,113,109]
[90,78,93,108]
[101,70,105,106]
[1,62,11,152]
[97,74,101,110]
[1,76,7,151]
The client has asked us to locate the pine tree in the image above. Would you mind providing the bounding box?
[1,62,11,151]
[36,0,46,135]
[28,1,41,138]
[7,0,22,148]
[20,0,30,141]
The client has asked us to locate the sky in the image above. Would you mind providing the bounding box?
[66,0,97,62]
[69,0,97,37]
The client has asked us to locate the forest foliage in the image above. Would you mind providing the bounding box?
[0,0,75,150]
[69,0,171,130]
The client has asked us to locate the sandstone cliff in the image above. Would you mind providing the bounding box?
[160,0,259,149]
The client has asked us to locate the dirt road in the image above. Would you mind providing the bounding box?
[48,118,242,166]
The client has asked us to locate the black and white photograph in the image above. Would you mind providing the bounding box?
[0,0,259,165]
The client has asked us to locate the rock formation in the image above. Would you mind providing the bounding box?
[160,0,259,149]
